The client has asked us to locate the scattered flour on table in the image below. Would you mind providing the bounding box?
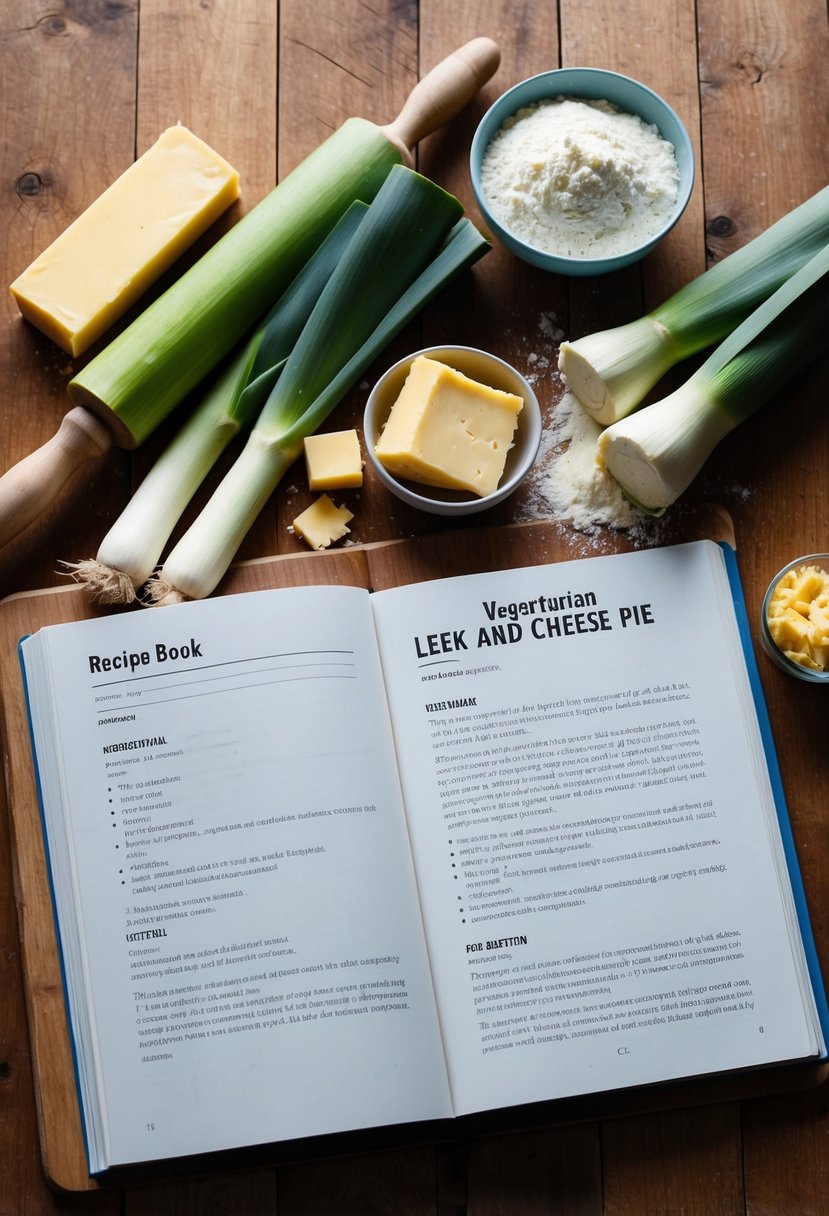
[480,96,680,258]
[517,311,758,540]
[518,385,643,534]
[514,313,672,552]
[538,311,565,343]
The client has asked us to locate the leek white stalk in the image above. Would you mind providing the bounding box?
[65,206,369,602]
[149,170,488,603]
[598,244,829,513]
[67,347,254,604]
[560,183,829,424]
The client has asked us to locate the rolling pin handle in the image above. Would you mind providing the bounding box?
[380,36,501,161]
[0,406,112,550]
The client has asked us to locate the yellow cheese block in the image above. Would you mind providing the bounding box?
[10,125,240,356]
[303,429,363,490]
[292,494,354,551]
[374,355,523,496]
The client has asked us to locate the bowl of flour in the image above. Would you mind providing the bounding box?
[470,68,694,275]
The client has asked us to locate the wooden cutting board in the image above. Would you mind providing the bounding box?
[1,512,823,1192]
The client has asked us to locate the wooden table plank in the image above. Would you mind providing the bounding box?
[466,1127,603,1216]
[0,4,135,1212]
[0,0,137,600]
[131,0,280,568]
[279,1144,439,1216]
[603,1106,745,1216]
[126,1166,278,1216]
[695,5,829,1216]
[273,0,422,555]
[742,1087,829,1216]
[562,0,706,331]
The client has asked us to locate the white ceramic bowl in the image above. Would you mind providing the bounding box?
[470,67,695,276]
[363,345,541,516]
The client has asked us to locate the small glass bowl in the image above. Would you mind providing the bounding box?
[760,553,829,684]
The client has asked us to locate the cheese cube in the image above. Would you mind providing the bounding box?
[292,495,354,551]
[374,355,523,497]
[790,568,826,604]
[10,125,240,356]
[770,609,812,650]
[303,430,363,490]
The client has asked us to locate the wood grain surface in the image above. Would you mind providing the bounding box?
[1,1,827,1213]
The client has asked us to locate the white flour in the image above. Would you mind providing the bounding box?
[519,385,643,535]
[510,313,654,546]
[481,96,679,258]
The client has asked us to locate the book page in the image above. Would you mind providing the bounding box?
[23,585,451,1170]
[370,541,821,1115]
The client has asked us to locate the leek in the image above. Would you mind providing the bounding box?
[149,168,489,603]
[67,119,401,447]
[65,205,369,603]
[598,244,829,514]
[559,184,829,424]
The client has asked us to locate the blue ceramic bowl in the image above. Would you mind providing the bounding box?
[470,67,695,276]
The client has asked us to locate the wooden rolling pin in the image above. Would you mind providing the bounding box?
[0,36,500,551]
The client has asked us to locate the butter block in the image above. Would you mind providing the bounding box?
[303,429,363,490]
[292,494,354,551]
[374,355,523,497]
[10,125,240,356]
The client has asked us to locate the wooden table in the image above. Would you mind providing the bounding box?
[1,2,827,1212]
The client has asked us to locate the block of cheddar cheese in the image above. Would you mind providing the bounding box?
[374,355,523,497]
[303,429,363,490]
[10,125,240,356]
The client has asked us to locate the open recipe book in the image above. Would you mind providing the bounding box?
[18,537,828,1175]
